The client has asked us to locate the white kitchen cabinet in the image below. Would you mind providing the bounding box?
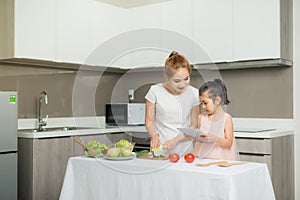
[14,0,56,61]
[1,0,292,68]
[192,0,292,64]
[89,1,129,68]
[192,0,233,64]
[129,4,161,30]
[56,0,91,64]
[125,0,233,66]
[1,0,91,64]
[161,0,193,40]
[56,0,129,66]
[126,0,199,68]
[232,0,292,61]
[236,135,294,200]
[1,0,130,67]
[126,3,165,68]
[160,0,195,65]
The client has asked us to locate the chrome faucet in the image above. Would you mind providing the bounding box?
[38,91,48,131]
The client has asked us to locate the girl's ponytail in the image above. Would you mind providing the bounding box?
[214,79,230,105]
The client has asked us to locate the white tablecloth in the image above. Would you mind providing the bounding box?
[60,156,275,200]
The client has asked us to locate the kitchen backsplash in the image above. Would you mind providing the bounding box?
[123,67,293,118]
[0,63,293,118]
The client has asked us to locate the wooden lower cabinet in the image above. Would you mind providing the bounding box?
[18,133,132,200]
[236,135,294,200]
[18,137,73,200]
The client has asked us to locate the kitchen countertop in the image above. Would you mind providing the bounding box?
[17,125,294,139]
[233,129,293,138]
[17,126,146,139]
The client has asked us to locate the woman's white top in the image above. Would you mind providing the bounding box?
[145,83,199,155]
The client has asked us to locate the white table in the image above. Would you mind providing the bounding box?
[60,156,275,200]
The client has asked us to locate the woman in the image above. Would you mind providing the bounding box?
[145,51,199,155]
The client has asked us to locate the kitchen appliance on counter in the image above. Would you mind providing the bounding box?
[0,91,17,199]
[131,132,151,151]
[105,103,145,126]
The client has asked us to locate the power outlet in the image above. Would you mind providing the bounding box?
[128,89,134,100]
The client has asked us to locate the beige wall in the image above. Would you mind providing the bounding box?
[0,64,293,118]
[123,66,293,118]
[0,64,122,118]
[220,67,293,118]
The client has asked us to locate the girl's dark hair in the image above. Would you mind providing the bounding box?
[199,79,230,105]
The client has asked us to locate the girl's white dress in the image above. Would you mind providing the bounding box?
[145,83,199,155]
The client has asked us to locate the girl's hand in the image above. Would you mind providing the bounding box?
[150,134,160,150]
[200,133,218,143]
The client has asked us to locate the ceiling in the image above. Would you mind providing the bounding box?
[96,0,172,8]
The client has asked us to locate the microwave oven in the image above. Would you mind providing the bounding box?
[105,103,146,126]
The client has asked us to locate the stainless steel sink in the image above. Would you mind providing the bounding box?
[18,127,94,133]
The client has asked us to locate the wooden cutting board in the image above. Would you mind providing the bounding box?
[137,154,168,160]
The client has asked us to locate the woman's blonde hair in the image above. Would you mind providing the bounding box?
[164,51,191,78]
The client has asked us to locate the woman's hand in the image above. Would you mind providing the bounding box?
[193,142,202,157]
[163,134,183,150]
[150,134,160,150]
[185,135,195,141]
[163,133,194,150]
[163,138,178,150]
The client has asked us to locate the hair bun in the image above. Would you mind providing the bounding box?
[168,51,179,58]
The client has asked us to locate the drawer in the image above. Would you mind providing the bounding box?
[236,138,271,154]
[239,153,272,175]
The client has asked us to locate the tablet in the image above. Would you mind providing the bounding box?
[177,128,204,142]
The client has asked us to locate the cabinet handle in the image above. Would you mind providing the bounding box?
[239,152,270,156]
[37,136,71,140]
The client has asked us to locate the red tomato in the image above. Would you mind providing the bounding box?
[184,153,195,163]
[169,153,180,163]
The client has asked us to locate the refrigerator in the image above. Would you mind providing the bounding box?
[0,91,17,199]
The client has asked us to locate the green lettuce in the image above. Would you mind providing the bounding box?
[84,141,110,157]
[116,139,133,150]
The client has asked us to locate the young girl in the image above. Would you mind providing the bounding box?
[193,79,239,160]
